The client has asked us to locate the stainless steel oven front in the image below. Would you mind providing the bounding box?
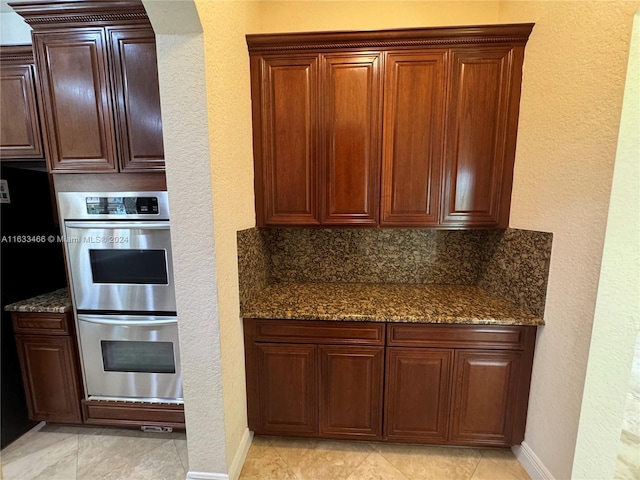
[77,314,182,402]
[59,192,175,314]
[58,191,182,403]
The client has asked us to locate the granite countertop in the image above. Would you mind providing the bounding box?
[4,288,72,314]
[242,283,544,326]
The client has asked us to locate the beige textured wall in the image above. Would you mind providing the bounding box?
[194,0,261,471]
[499,2,640,479]
[572,8,640,479]
[254,1,500,31]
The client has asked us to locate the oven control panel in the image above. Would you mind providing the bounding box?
[86,196,159,215]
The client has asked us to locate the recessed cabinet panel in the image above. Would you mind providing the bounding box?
[259,56,319,225]
[0,63,44,159]
[16,336,82,424]
[442,48,514,227]
[34,30,118,171]
[109,27,165,171]
[451,350,520,445]
[381,51,447,225]
[319,345,384,439]
[385,348,452,442]
[322,54,381,225]
[256,343,318,434]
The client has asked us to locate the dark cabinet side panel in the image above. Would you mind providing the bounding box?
[321,53,382,225]
[381,51,446,225]
[256,56,320,225]
[34,30,117,172]
[108,27,165,172]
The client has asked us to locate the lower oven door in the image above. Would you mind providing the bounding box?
[77,314,182,403]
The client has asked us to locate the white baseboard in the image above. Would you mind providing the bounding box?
[228,428,254,480]
[512,441,555,480]
[186,471,228,480]
[185,428,253,480]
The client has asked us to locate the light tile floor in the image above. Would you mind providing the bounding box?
[239,436,532,480]
[1,423,532,480]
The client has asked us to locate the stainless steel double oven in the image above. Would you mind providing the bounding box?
[58,191,182,404]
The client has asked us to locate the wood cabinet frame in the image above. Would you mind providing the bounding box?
[0,45,45,160]
[244,318,538,447]
[247,23,534,228]
[10,0,165,173]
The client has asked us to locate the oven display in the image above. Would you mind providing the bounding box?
[86,196,159,215]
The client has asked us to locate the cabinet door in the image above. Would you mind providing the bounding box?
[380,51,446,225]
[256,343,318,435]
[442,47,519,227]
[385,348,452,443]
[321,53,382,225]
[0,63,44,159]
[253,55,320,225]
[319,345,384,439]
[16,336,83,424]
[108,27,165,172]
[34,29,118,172]
[451,350,521,446]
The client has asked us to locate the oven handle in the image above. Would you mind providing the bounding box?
[77,315,177,327]
[65,221,170,230]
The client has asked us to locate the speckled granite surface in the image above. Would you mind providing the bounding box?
[4,288,72,313]
[237,228,270,311]
[242,283,543,326]
[261,228,501,284]
[237,226,552,325]
[478,229,553,318]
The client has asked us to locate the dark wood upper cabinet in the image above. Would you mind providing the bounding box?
[10,0,165,173]
[442,47,522,228]
[252,55,320,225]
[0,45,45,160]
[321,53,382,225]
[108,27,165,172]
[34,29,118,171]
[381,51,447,225]
[247,24,533,228]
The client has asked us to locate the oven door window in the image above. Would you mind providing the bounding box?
[101,340,176,374]
[89,249,168,285]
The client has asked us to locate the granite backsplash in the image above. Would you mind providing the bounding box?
[237,227,553,319]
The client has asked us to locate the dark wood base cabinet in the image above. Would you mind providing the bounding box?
[244,319,537,447]
[11,312,83,424]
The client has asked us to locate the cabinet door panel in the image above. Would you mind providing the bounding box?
[451,350,520,446]
[385,348,452,442]
[381,51,446,225]
[16,336,83,424]
[34,30,117,172]
[322,54,382,225]
[257,56,319,225]
[0,64,44,159]
[257,343,318,434]
[443,47,515,227]
[109,27,164,172]
[320,345,383,439]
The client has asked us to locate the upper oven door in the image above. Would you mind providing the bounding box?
[64,221,176,313]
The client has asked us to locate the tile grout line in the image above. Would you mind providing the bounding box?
[262,437,303,480]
